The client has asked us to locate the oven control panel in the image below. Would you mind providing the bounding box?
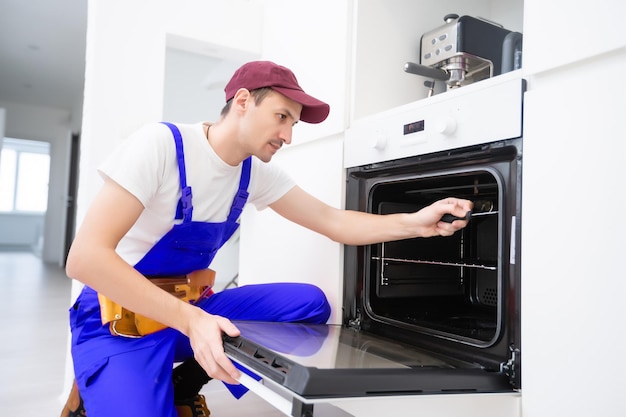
[344,72,524,168]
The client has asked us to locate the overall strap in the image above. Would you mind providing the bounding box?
[160,122,193,223]
[227,157,251,223]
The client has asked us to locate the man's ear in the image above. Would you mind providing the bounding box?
[232,88,251,113]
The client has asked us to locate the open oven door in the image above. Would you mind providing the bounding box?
[223,321,515,399]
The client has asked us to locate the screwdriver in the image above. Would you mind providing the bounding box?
[441,211,472,223]
[440,200,495,223]
[441,210,498,223]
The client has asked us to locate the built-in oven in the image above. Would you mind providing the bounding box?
[224,72,525,417]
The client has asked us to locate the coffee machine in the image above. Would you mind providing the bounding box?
[405,14,523,92]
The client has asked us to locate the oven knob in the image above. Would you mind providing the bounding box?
[368,130,387,150]
[435,117,457,135]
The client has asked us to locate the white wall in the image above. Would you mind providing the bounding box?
[76,0,264,228]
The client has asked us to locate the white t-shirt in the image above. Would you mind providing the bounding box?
[98,122,295,265]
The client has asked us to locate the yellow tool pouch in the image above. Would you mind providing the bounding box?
[98,269,216,338]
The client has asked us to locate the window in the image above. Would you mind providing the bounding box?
[0,138,50,213]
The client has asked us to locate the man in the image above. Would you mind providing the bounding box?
[62,61,472,417]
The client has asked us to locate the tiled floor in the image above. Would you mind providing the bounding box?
[0,250,74,417]
[0,251,288,417]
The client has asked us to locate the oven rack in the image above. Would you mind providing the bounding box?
[371,256,497,271]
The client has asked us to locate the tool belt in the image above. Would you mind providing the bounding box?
[98,268,216,338]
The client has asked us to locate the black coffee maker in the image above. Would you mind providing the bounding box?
[405,14,523,91]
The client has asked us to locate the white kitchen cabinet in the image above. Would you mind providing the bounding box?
[522,0,625,75]
[521,33,626,417]
[521,3,626,413]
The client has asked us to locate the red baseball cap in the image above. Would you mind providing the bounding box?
[224,61,330,124]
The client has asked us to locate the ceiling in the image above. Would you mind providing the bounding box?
[0,0,88,111]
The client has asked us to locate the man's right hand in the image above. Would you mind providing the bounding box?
[185,307,241,385]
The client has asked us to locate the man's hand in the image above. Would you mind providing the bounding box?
[186,308,241,385]
[409,197,474,237]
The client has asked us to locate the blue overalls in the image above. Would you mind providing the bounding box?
[69,122,331,417]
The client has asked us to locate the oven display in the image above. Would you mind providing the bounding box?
[403,120,425,135]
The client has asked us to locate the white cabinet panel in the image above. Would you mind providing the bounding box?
[521,49,626,417]
[523,0,626,74]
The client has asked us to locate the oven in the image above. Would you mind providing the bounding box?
[224,72,525,416]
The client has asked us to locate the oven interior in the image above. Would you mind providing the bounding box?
[369,169,501,344]
[344,140,521,380]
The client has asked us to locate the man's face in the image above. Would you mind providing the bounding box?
[239,90,303,163]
